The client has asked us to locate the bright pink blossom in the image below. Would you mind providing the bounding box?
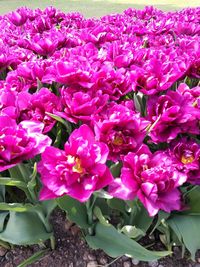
[38,124,113,202]
[168,138,200,185]
[94,103,149,161]
[8,8,28,26]
[17,88,61,133]
[147,85,200,143]
[58,87,109,123]
[109,145,187,216]
[0,115,51,171]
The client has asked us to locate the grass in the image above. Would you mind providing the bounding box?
[0,0,199,17]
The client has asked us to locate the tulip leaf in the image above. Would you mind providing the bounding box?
[0,203,41,212]
[0,185,5,202]
[150,211,170,235]
[110,162,122,177]
[93,206,110,226]
[126,201,153,233]
[168,215,200,260]
[0,178,27,188]
[121,225,145,239]
[107,198,127,215]
[86,223,171,261]
[182,186,200,215]
[0,212,9,232]
[57,195,89,229]
[0,211,52,245]
[94,190,112,199]
[46,112,72,132]
[41,199,57,218]
[18,249,49,267]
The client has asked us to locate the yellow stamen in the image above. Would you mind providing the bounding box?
[73,158,84,174]
[181,155,194,164]
[113,136,123,146]
[192,100,198,107]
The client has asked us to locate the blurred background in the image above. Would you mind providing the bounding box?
[0,0,199,16]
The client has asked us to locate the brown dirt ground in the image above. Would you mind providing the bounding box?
[1,209,200,267]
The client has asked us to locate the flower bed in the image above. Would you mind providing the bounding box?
[0,5,200,264]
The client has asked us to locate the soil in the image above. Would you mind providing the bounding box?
[1,209,200,267]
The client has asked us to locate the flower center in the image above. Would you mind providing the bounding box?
[181,154,194,164]
[192,100,198,107]
[73,157,84,174]
[67,155,84,173]
[143,164,148,171]
[112,135,123,146]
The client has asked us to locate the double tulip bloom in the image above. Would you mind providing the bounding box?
[0,6,199,217]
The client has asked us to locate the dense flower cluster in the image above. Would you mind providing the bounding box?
[0,6,199,215]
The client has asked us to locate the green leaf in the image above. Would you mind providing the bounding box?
[53,123,62,148]
[110,162,122,177]
[46,112,72,132]
[130,202,153,233]
[41,199,57,218]
[150,211,170,235]
[134,93,143,114]
[121,225,145,239]
[93,198,110,216]
[0,185,5,202]
[57,195,89,229]
[27,163,37,190]
[94,190,112,199]
[36,78,43,91]
[86,223,170,261]
[0,178,27,188]
[93,206,110,226]
[17,249,49,267]
[107,198,127,215]
[168,215,200,260]
[0,203,41,212]
[0,211,52,245]
[8,165,23,180]
[0,239,10,249]
[183,186,200,215]
[0,212,9,232]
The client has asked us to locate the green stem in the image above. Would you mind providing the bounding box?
[36,209,55,249]
[0,240,10,250]
[17,164,30,183]
[183,185,198,198]
[129,207,136,225]
[86,197,95,235]
[27,188,37,204]
[50,235,56,250]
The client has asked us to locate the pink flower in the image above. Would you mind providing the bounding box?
[109,145,187,216]
[177,83,200,108]
[147,86,200,143]
[188,58,200,79]
[38,124,113,202]
[57,87,109,124]
[17,88,61,133]
[130,55,189,95]
[30,36,58,56]
[8,8,28,26]
[55,61,93,86]
[0,115,51,172]
[168,138,200,185]
[94,103,149,161]
[0,87,17,119]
